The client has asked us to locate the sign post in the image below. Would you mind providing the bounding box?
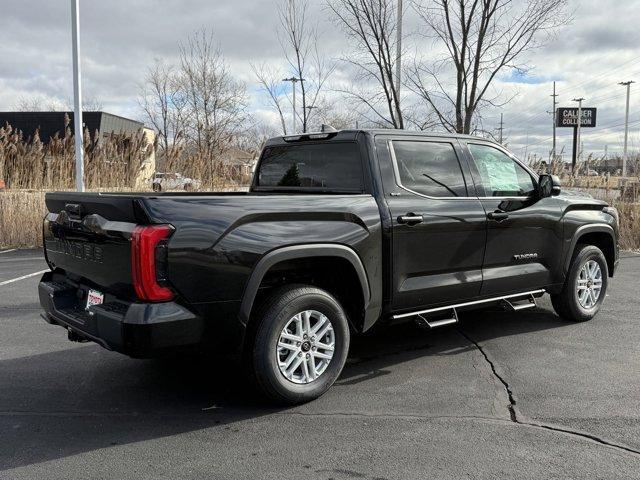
[556,107,597,172]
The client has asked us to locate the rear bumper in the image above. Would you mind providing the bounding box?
[38,272,204,358]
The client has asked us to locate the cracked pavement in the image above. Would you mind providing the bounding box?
[1,250,640,479]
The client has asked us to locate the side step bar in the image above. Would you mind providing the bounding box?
[394,289,545,328]
[500,293,538,311]
[415,309,459,329]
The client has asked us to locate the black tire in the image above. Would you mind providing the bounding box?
[247,285,350,405]
[152,183,162,192]
[551,244,609,322]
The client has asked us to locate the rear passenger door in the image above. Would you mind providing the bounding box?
[381,138,487,312]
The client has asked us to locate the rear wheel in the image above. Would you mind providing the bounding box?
[248,285,350,404]
[551,245,608,322]
[152,183,162,192]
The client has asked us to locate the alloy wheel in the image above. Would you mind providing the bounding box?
[576,260,603,309]
[276,310,335,384]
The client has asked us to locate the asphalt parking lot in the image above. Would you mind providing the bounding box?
[1,249,640,479]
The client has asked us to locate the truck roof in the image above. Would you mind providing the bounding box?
[264,129,487,146]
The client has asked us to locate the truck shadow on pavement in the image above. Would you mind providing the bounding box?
[0,305,569,471]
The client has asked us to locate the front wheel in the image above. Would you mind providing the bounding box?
[248,285,350,405]
[551,245,609,322]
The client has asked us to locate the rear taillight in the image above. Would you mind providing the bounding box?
[131,224,174,302]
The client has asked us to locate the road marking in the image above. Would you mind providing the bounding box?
[0,249,17,254]
[0,256,46,262]
[0,270,49,287]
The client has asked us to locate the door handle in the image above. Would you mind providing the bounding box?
[398,213,424,225]
[487,211,509,222]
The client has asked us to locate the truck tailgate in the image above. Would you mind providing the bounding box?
[43,192,147,298]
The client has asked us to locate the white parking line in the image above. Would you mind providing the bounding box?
[0,270,49,287]
[0,249,17,254]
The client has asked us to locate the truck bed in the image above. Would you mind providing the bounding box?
[42,189,382,327]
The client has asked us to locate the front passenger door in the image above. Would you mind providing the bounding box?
[464,142,562,296]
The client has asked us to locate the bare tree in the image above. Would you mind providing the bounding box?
[14,96,53,111]
[14,95,102,112]
[139,60,187,160]
[327,0,403,129]
[409,0,569,134]
[82,96,104,111]
[251,62,290,135]
[273,0,334,133]
[234,120,281,156]
[178,29,247,157]
[312,98,359,130]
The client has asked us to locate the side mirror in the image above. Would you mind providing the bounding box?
[551,175,561,196]
[538,174,552,198]
[538,174,561,198]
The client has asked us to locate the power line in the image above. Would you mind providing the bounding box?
[558,57,640,94]
[505,57,640,129]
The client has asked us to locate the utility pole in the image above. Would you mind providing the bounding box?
[395,0,403,118]
[551,81,558,164]
[71,0,84,192]
[497,113,504,144]
[283,77,301,134]
[619,80,634,177]
[305,105,317,130]
[572,97,584,174]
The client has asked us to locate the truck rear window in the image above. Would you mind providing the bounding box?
[256,142,364,192]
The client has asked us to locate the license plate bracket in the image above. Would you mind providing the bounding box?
[86,289,104,310]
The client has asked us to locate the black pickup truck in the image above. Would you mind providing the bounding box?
[39,129,619,403]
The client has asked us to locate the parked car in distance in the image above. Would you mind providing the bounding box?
[151,172,201,191]
[39,128,619,404]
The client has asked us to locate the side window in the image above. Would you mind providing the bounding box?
[467,144,536,197]
[392,141,467,197]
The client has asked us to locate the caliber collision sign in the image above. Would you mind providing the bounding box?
[556,107,597,128]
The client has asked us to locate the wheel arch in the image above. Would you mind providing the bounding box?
[239,244,372,331]
[565,225,616,277]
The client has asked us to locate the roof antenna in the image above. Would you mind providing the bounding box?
[320,124,337,133]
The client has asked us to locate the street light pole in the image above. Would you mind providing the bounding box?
[619,80,634,177]
[71,0,84,191]
[283,77,301,134]
[551,81,558,164]
[395,0,403,108]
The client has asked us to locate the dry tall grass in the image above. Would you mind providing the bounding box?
[0,191,46,248]
[1,120,151,190]
[1,120,638,250]
[0,118,250,190]
[612,201,640,251]
[0,119,252,248]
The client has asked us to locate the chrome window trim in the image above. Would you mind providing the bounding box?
[387,140,531,202]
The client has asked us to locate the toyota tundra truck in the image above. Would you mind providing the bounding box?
[39,129,619,404]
